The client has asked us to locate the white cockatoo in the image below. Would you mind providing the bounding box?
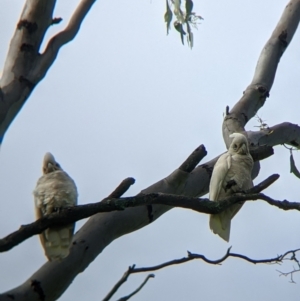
[209,133,253,241]
[33,152,78,261]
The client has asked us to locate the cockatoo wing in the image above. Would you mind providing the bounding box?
[33,153,78,261]
[209,133,253,242]
[209,153,231,201]
[209,152,232,241]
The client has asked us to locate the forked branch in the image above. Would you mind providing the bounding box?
[103,247,300,300]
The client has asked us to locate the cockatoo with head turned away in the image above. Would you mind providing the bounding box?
[33,152,78,261]
[209,133,253,242]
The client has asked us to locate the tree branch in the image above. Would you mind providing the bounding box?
[248,122,300,149]
[32,0,98,83]
[116,274,154,301]
[0,0,98,144]
[222,0,300,146]
[277,268,300,283]
[102,265,154,301]
[0,0,56,142]
[108,177,135,198]
[129,247,300,273]
[2,173,297,254]
[179,144,207,172]
[101,246,300,301]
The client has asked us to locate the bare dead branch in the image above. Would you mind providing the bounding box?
[130,248,300,274]
[108,177,136,198]
[253,193,300,211]
[277,268,300,283]
[179,144,207,172]
[102,265,155,301]
[247,173,279,193]
[276,248,300,283]
[102,264,154,301]
[101,246,296,301]
[116,274,154,301]
[0,174,294,253]
[104,246,300,300]
[102,265,132,301]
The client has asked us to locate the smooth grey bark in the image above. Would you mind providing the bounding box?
[222,0,300,147]
[0,0,96,144]
[1,0,300,301]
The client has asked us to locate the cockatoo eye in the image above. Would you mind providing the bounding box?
[233,143,238,149]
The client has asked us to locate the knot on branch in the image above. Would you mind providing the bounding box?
[256,85,270,98]
[19,76,35,90]
[279,30,288,47]
[17,20,38,34]
[51,17,63,25]
[20,43,35,53]
[241,112,249,123]
[31,280,45,301]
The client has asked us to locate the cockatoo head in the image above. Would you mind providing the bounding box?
[43,152,62,174]
[229,133,250,155]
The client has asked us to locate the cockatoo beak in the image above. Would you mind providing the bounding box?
[239,143,248,155]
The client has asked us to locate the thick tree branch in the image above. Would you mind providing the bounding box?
[33,0,97,83]
[222,0,300,146]
[0,0,98,144]
[0,0,56,142]
[248,122,300,149]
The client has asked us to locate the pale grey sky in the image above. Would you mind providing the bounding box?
[0,0,300,300]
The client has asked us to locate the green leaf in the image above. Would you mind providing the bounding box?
[174,21,186,45]
[186,22,193,49]
[290,152,300,179]
[164,0,173,35]
[185,0,193,18]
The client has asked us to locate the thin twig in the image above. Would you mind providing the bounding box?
[277,268,300,283]
[103,247,300,300]
[116,274,155,301]
[131,248,300,273]
[102,265,134,301]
